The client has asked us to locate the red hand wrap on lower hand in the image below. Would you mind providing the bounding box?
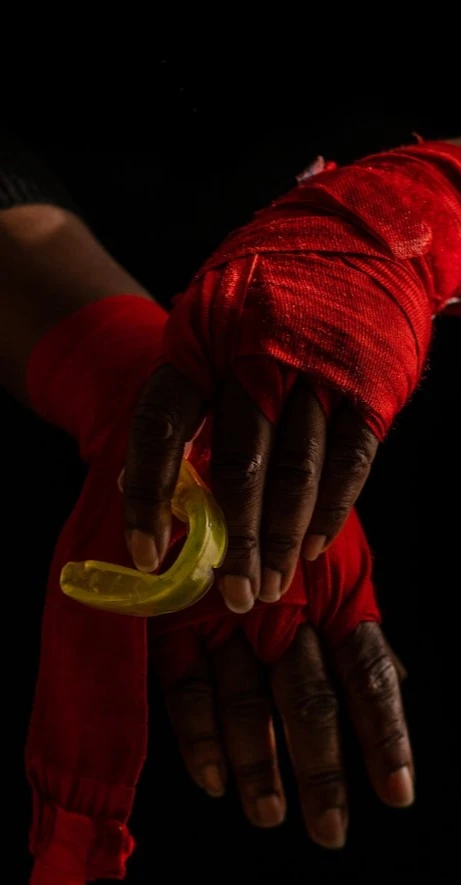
[149,505,378,689]
[26,294,379,882]
[163,142,461,435]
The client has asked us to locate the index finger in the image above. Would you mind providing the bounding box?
[124,363,206,571]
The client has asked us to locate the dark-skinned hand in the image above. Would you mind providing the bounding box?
[124,368,378,613]
[161,621,412,850]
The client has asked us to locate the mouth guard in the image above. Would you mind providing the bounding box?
[60,459,227,617]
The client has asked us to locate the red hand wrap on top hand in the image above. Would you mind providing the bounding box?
[163,142,461,434]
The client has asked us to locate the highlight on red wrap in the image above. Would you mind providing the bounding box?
[162,141,461,439]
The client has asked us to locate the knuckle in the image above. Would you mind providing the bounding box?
[234,758,276,786]
[181,731,220,753]
[346,445,373,476]
[213,451,265,490]
[329,431,375,479]
[220,687,270,724]
[172,673,211,700]
[273,448,321,497]
[350,653,398,702]
[263,532,301,560]
[289,679,339,728]
[131,403,181,447]
[374,726,407,754]
[299,768,344,791]
[330,448,371,481]
[168,672,213,713]
[227,533,259,556]
[313,501,351,528]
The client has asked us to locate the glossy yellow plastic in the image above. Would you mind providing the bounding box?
[60,460,227,617]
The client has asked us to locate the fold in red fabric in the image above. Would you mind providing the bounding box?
[25,295,379,883]
[163,142,461,432]
[25,142,461,883]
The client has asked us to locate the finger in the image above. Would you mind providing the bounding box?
[213,631,286,828]
[212,375,273,612]
[124,364,206,570]
[303,403,379,560]
[335,622,414,807]
[165,652,227,798]
[260,378,327,602]
[272,623,347,849]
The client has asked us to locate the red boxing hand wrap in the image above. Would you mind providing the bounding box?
[26,296,379,883]
[26,296,166,884]
[163,142,461,437]
[149,506,378,690]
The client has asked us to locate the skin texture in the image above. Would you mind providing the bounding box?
[164,622,413,848]
[0,204,149,403]
[0,194,415,849]
[124,366,379,613]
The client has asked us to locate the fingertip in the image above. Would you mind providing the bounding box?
[200,764,227,798]
[311,808,347,849]
[303,534,328,561]
[383,766,415,808]
[255,794,286,827]
[129,529,159,572]
[259,568,282,603]
[220,575,255,613]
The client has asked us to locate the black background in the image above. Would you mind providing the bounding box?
[3,40,460,884]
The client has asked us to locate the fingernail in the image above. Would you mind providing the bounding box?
[155,519,172,562]
[314,808,346,849]
[256,794,285,827]
[303,534,328,561]
[386,766,414,807]
[221,576,254,613]
[260,568,282,603]
[130,530,159,573]
[201,765,225,797]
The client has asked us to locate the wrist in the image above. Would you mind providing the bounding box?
[0,209,152,402]
[27,294,167,461]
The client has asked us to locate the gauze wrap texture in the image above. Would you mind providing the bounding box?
[163,142,461,435]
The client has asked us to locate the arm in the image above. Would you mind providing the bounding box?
[0,134,151,403]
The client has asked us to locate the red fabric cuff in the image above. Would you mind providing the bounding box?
[29,801,134,884]
[26,294,167,461]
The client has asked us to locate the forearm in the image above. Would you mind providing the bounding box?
[0,203,150,403]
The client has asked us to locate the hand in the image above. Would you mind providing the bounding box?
[123,141,461,614]
[124,364,378,613]
[161,621,413,850]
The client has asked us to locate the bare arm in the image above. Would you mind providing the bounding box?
[0,205,150,404]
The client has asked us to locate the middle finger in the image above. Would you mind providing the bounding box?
[213,631,286,828]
